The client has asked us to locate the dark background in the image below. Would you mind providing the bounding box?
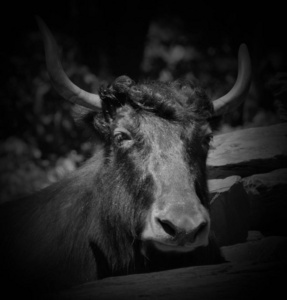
[1,0,287,202]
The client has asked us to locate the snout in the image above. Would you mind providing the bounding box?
[157,217,208,245]
[142,202,210,253]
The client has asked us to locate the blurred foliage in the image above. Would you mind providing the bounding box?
[0,137,83,203]
[0,30,99,202]
[0,14,286,202]
[141,18,283,131]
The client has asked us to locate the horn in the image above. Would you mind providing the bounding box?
[213,44,252,116]
[36,16,102,111]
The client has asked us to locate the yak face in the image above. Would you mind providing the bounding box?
[85,75,214,268]
[140,117,211,253]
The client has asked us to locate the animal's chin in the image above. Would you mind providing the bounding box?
[141,239,208,254]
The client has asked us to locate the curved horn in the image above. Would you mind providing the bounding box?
[213,44,252,116]
[36,16,102,111]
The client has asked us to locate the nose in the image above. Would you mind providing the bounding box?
[156,217,208,243]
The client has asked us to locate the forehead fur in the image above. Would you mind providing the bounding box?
[99,75,214,123]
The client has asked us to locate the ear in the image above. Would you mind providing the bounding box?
[207,114,222,132]
[72,105,111,141]
[101,99,119,123]
[173,80,214,118]
[99,75,135,122]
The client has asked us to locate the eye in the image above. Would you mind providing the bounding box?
[113,131,132,147]
[202,133,213,147]
[200,124,213,148]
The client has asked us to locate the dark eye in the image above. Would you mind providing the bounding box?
[113,131,132,147]
[203,134,213,147]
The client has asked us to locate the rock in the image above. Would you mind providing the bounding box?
[221,235,287,263]
[242,168,287,194]
[208,175,241,196]
[207,123,287,179]
[246,230,265,242]
[209,177,250,247]
[242,168,287,236]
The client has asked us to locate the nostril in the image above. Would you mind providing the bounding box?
[197,221,207,232]
[156,218,177,237]
[188,221,208,242]
[156,218,208,241]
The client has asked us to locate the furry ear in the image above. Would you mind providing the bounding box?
[72,105,111,141]
[207,114,222,132]
[99,75,135,122]
[101,99,119,123]
[171,79,214,120]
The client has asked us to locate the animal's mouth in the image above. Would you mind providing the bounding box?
[142,238,208,253]
[152,240,198,253]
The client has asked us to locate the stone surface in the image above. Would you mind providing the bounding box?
[222,235,287,263]
[207,123,287,178]
[209,168,287,241]
[242,168,287,236]
[208,176,241,196]
[209,178,250,247]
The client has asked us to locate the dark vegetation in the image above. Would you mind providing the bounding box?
[0,1,287,202]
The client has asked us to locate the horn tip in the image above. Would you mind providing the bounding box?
[35,15,48,35]
[35,15,44,28]
[239,43,250,57]
[239,43,247,49]
[238,43,251,70]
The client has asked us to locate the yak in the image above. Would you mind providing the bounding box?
[0,17,251,296]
